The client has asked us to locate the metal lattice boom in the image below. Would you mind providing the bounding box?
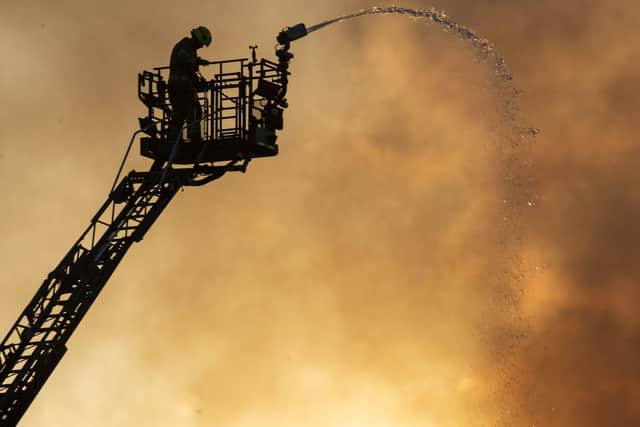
[0,167,217,425]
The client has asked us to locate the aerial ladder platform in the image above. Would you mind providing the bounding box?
[0,24,309,426]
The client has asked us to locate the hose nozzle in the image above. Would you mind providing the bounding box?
[277,23,308,45]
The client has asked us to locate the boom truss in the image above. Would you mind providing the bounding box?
[0,164,241,425]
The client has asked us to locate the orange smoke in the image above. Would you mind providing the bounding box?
[0,0,637,426]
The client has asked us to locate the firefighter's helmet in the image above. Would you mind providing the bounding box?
[191,26,212,47]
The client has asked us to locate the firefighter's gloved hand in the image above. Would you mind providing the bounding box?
[195,77,207,91]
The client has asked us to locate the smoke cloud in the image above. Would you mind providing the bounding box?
[0,0,637,426]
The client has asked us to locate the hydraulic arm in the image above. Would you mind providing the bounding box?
[0,165,236,425]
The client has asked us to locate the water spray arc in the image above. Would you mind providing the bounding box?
[307,6,512,81]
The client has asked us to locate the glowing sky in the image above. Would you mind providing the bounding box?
[1,1,638,426]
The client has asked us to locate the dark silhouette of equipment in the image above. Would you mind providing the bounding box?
[0,24,307,426]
